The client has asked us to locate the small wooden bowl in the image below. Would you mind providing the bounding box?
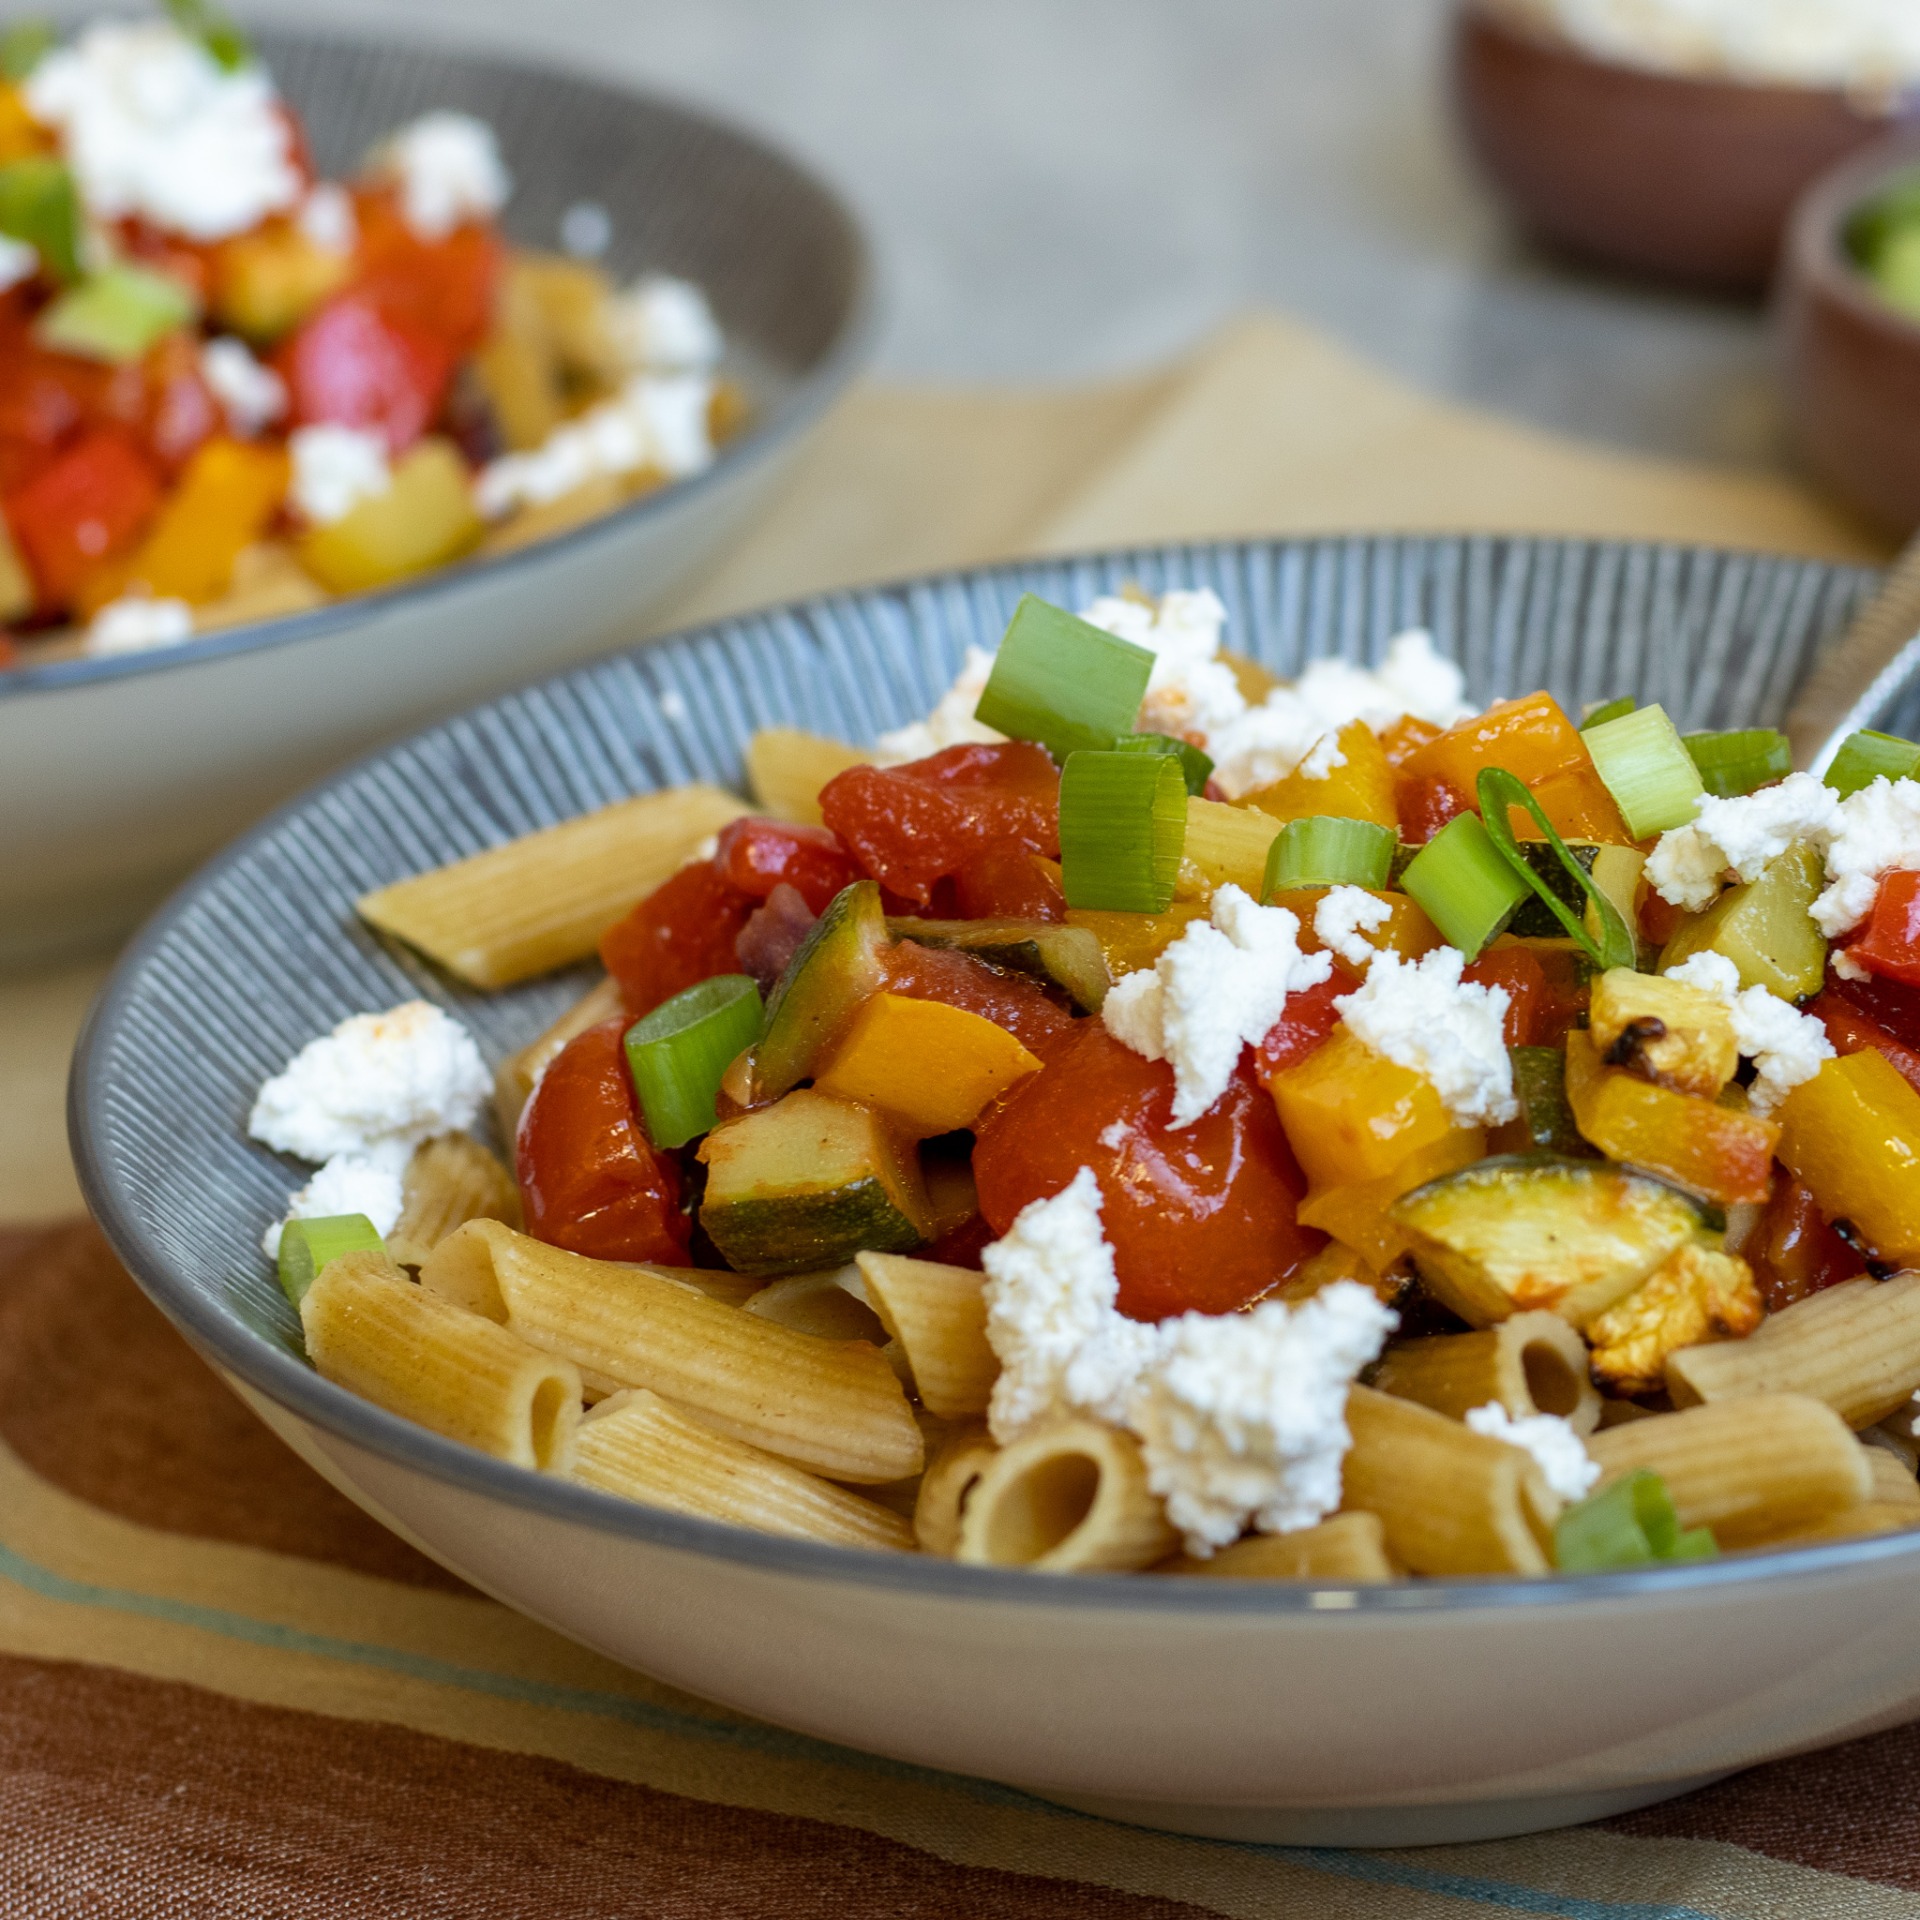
[1780,134,1920,537]
[1452,1,1918,293]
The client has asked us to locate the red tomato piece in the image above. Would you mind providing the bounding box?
[712,817,861,915]
[600,860,758,1019]
[925,1212,994,1271]
[1828,966,1920,1052]
[972,1021,1322,1321]
[0,317,112,494]
[1639,886,1689,949]
[4,428,163,609]
[1464,947,1550,1048]
[1396,772,1470,845]
[276,291,456,453]
[354,188,502,356]
[133,331,222,474]
[1841,871,1920,988]
[1250,964,1356,1080]
[1810,989,1920,1099]
[515,1018,690,1264]
[818,742,1060,907]
[883,940,1074,1058]
[1751,1172,1861,1313]
[952,844,1067,922]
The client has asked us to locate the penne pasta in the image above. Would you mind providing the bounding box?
[855,1252,997,1419]
[1862,1444,1920,1512]
[913,1422,996,1556]
[357,783,749,989]
[1369,1312,1601,1436]
[1588,1394,1870,1547]
[1666,1274,1920,1430]
[419,1221,922,1482]
[1166,1512,1397,1582]
[1768,1502,1920,1546]
[745,728,869,828]
[572,1389,914,1551]
[387,1133,522,1269]
[493,975,625,1138]
[743,1266,890,1344]
[1180,796,1281,899]
[1340,1386,1556,1575]
[301,1252,580,1472]
[956,1420,1177,1572]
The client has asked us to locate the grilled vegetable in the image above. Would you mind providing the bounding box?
[1588,967,1738,1099]
[756,881,890,1100]
[1657,840,1828,1002]
[698,1089,932,1275]
[1585,1243,1764,1397]
[1490,1046,1589,1158]
[885,917,1110,1011]
[1391,1153,1709,1329]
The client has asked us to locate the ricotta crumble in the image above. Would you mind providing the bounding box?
[288,424,392,527]
[1463,1403,1599,1503]
[1313,885,1394,971]
[1662,950,1834,1116]
[1336,946,1517,1126]
[371,111,512,242]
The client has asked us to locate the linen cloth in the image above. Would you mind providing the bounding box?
[0,312,1910,1917]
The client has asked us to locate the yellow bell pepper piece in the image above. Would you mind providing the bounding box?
[1776,1050,1920,1269]
[1297,1126,1487,1272]
[119,437,289,605]
[298,438,483,595]
[813,992,1041,1138]
[0,85,50,166]
[1066,903,1207,976]
[1271,1024,1452,1188]
[1239,719,1398,829]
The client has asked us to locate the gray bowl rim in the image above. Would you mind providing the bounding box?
[0,25,876,704]
[70,531,1920,1618]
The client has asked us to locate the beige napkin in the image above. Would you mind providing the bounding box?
[0,310,1892,1225]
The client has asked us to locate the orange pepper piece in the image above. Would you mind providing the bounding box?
[1238,719,1398,829]
[1270,887,1443,966]
[1271,1024,1452,1187]
[117,437,290,605]
[1776,1049,1920,1268]
[1296,1125,1487,1271]
[1513,763,1634,846]
[1403,691,1588,795]
[814,992,1041,1138]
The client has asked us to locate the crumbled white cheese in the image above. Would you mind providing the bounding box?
[1082,588,1246,745]
[1646,773,1841,913]
[1464,1402,1599,1504]
[1130,1284,1395,1553]
[371,111,510,242]
[981,1169,1159,1442]
[201,335,286,437]
[559,198,612,258]
[260,1137,412,1260]
[1313,886,1393,970]
[473,373,715,518]
[249,1001,491,1165]
[296,181,357,256]
[1102,884,1334,1126]
[84,595,194,656]
[288,424,391,526]
[1817,777,1920,940]
[875,647,1005,764]
[1337,946,1517,1125]
[1663,950,1835,1117]
[27,21,302,241]
[612,275,724,372]
[0,233,36,292]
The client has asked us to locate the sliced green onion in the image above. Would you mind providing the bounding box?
[1582,703,1706,839]
[1400,811,1529,958]
[1059,749,1187,912]
[0,19,54,80]
[277,1213,385,1310]
[36,264,199,364]
[974,594,1155,763]
[0,157,80,284]
[1116,730,1213,797]
[1476,768,1638,973]
[1263,815,1397,896]
[1683,729,1791,799]
[1824,728,1920,799]
[165,0,251,70]
[1581,696,1636,731]
[1555,1469,1717,1572]
[625,973,764,1149]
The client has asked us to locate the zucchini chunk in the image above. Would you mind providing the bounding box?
[885,916,1111,1011]
[756,881,890,1100]
[1507,840,1604,940]
[699,1089,933,1275]
[1391,1154,1710,1330]
[1490,1047,1590,1159]
[1657,841,1827,1001]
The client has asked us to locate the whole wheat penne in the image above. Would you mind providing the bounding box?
[357,783,749,989]
[956,1420,1176,1572]
[1369,1312,1600,1436]
[1588,1394,1869,1547]
[302,1252,580,1471]
[1866,1413,1920,1473]
[1181,797,1281,898]
[745,728,869,827]
[1862,1444,1920,1512]
[494,975,624,1138]
[1762,1502,1920,1548]
[743,1267,890,1344]
[573,1389,914,1551]
[855,1252,997,1418]
[1166,1512,1397,1582]
[1340,1385,1555,1575]
[914,1422,996,1555]
[386,1133,522,1269]
[420,1221,921,1482]
[1666,1274,1920,1429]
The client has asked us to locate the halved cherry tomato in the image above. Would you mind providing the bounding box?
[515,1018,689,1264]
[0,316,113,495]
[973,1022,1322,1321]
[600,860,757,1019]
[712,817,861,915]
[276,291,455,453]
[952,844,1066,922]
[4,428,163,610]
[883,941,1074,1058]
[1841,871,1920,988]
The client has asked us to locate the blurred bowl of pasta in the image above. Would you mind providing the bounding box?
[0,26,870,966]
[74,533,1920,1851]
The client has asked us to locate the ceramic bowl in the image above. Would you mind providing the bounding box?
[1451,0,1918,293]
[75,534,1916,1851]
[0,29,870,968]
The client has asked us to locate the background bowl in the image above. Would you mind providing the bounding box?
[0,28,870,968]
[76,532,1920,1851]
[1451,0,1918,293]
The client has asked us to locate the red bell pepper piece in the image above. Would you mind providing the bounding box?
[1840,871,1920,988]
[4,428,163,610]
[353,187,502,357]
[277,291,456,454]
[1810,988,1920,1099]
[599,859,758,1020]
[712,817,862,916]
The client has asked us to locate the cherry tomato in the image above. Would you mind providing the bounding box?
[516,1018,689,1263]
[1841,871,1920,988]
[952,844,1066,921]
[973,1021,1322,1321]
[883,940,1075,1058]
[1751,1173,1861,1313]
[600,860,758,1019]
[1395,772,1469,845]
[713,817,861,915]
[4,428,163,610]
[819,742,1060,907]
[276,291,455,453]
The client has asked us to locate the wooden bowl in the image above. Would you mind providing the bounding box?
[1780,134,1920,537]
[1452,1,1919,293]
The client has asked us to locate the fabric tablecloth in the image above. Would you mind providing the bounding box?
[2,312,1912,1918]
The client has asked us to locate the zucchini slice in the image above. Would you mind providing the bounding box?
[1391,1153,1710,1330]
[885,916,1111,1011]
[699,1089,933,1275]
[757,881,890,1100]
[1490,1048,1591,1159]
